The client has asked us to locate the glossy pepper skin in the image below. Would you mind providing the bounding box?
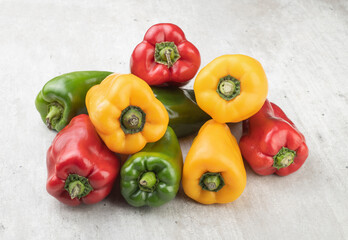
[86,73,169,154]
[35,71,112,131]
[130,23,201,86]
[194,54,268,123]
[46,114,120,206]
[152,87,211,137]
[36,70,207,137]
[239,100,309,176]
[121,127,183,207]
[182,120,246,204]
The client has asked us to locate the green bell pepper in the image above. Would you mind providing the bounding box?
[121,126,182,207]
[152,87,211,138]
[35,71,112,131]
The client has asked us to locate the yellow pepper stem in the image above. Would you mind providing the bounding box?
[120,105,146,134]
[199,172,225,192]
[216,75,241,100]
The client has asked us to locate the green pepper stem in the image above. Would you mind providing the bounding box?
[199,172,225,192]
[273,147,296,170]
[64,174,93,199]
[120,106,146,134]
[138,172,158,193]
[139,172,157,188]
[46,104,62,130]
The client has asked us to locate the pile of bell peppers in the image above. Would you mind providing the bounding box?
[35,23,308,207]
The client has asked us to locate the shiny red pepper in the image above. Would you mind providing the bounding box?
[239,100,309,176]
[46,114,120,206]
[130,23,201,86]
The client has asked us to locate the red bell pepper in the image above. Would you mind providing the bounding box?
[46,114,120,206]
[130,23,201,86]
[239,100,308,176]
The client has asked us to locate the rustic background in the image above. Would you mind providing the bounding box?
[0,0,347,239]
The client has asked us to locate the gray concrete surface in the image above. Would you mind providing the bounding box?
[0,0,347,239]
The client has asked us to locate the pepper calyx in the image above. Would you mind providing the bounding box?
[199,172,225,192]
[216,75,241,101]
[273,147,296,170]
[120,106,146,134]
[64,174,93,199]
[138,171,159,193]
[154,42,180,68]
[46,103,63,130]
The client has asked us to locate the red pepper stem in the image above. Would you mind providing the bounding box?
[273,147,296,170]
[64,174,93,199]
[154,42,181,68]
[165,50,173,68]
[70,183,83,199]
[46,104,62,130]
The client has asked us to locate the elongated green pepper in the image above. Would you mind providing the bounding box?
[35,71,112,131]
[121,126,182,207]
[152,87,211,137]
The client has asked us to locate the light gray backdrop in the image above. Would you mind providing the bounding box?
[0,0,347,239]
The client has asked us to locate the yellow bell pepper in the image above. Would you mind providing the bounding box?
[86,73,169,154]
[182,119,246,204]
[194,54,268,123]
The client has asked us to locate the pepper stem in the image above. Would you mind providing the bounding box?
[45,104,63,130]
[199,172,225,192]
[138,171,158,193]
[154,42,180,68]
[273,147,296,170]
[69,182,84,199]
[204,176,221,191]
[64,174,93,199]
[216,75,241,100]
[120,106,146,134]
[164,49,173,68]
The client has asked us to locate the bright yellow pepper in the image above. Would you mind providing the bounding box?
[86,73,169,154]
[182,119,246,204]
[194,54,268,123]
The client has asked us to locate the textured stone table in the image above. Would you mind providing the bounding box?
[0,0,347,239]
